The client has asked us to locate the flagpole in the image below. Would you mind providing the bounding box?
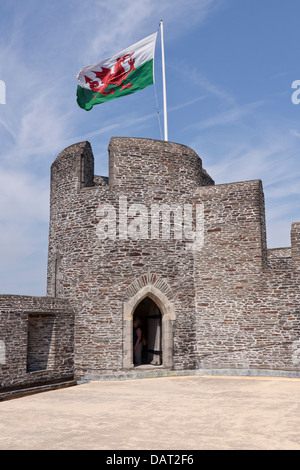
[160,20,168,141]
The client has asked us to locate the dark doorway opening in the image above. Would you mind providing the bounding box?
[133,296,162,366]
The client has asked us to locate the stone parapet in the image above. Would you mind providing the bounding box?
[0,295,74,397]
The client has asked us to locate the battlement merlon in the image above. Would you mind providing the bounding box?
[50,141,95,194]
[291,222,300,270]
[108,137,214,190]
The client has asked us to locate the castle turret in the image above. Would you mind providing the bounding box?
[46,137,214,377]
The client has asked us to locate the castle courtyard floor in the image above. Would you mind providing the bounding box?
[0,375,300,450]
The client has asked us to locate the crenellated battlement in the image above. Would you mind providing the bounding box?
[50,137,214,196]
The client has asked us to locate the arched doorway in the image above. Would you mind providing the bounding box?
[133,297,162,366]
[123,284,175,369]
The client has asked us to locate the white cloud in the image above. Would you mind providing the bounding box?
[72,0,223,63]
[0,168,49,221]
[191,101,266,131]
[0,165,49,295]
[290,129,300,138]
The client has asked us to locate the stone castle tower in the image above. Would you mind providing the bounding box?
[46,137,300,382]
[1,136,299,399]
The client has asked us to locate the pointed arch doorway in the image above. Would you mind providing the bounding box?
[133,297,162,366]
[123,285,175,370]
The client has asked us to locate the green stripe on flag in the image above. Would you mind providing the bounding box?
[76,59,154,111]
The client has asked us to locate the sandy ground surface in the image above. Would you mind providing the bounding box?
[0,374,300,450]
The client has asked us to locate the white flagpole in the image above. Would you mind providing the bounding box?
[160,20,168,141]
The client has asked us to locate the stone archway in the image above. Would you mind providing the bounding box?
[133,296,162,366]
[123,284,175,369]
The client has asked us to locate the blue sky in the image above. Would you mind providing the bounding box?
[0,0,299,295]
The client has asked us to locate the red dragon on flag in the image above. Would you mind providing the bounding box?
[84,53,136,96]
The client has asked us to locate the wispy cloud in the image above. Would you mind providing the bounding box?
[290,129,300,138]
[73,0,224,63]
[190,100,266,131]
[188,71,236,107]
[182,67,299,249]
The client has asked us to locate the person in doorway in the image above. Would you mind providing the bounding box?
[133,318,142,366]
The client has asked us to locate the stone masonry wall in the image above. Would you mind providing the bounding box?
[194,182,300,373]
[0,295,74,398]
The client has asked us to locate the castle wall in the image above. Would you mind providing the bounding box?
[0,295,74,400]
[194,182,300,373]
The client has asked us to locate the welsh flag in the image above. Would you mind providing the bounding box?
[77,32,157,111]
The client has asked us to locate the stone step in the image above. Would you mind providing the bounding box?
[77,367,198,383]
[0,379,77,402]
